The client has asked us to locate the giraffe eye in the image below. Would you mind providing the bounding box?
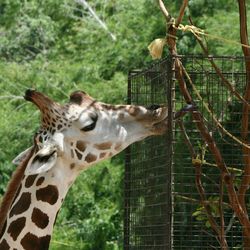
[81,122,96,132]
[81,114,98,132]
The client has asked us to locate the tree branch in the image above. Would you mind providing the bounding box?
[219,174,226,248]
[175,0,188,27]
[188,16,250,108]
[237,1,250,247]
[176,59,250,237]
[193,159,228,248]
[158,0,171,21]
[156,0,250,245]
[157,0,250,244]
[177,119,196,157]
[237,0,250,57]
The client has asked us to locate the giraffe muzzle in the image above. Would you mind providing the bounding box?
[148,107,168,135]
[151,117,169,134]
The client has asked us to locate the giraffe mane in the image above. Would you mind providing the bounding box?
[0,146,35,235]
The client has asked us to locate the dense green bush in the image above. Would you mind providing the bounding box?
[0,0,248,249]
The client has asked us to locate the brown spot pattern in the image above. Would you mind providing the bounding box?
[115,143,122,151]
[85,153,97,163]
[76,141,86,152]
[36,177,45,186]
[57,124,62,130]
[10,192,31,217]
[21,232,51,250]
[101,104,113,110]
[36,185,59,205]
[0,239,10,250]
[128,106,141,116]
[75,150,83,160]
[100,152,106,159]
[31,208,49,229]
[102,104,126,111]
[25,174,38,188]
[70,149,74,158]
[94,142,112,150]
[116,105,127,110]
[7,217,26,241]
[70,163,75,169]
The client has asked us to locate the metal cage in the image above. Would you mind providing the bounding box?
[124,55,249,249]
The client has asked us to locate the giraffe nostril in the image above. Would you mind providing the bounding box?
[146,104,161,111]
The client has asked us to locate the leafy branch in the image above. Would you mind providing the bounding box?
[154,0,250,248]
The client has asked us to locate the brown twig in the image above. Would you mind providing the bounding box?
[188,16,250,108]
[194,164,215,221]
[237,0,250,57]
[237,0,250,209]
[181,63,250,149]
[158,0,250,245]
[193,159,228,248]
[168,1,229,247]
[176,194,231,208]
[176,108,219,224]
[219,173,226,249]
[176,59,250,236]
[175,0,188,27]
[159,0,250,243]
[237,0,250,247]
[177,115,237,243]
[177,119,196,157]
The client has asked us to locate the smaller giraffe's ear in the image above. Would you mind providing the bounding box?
[12,146,33,165]
[25,144,58,175]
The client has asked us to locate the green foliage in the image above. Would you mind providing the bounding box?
[0,0,248,249]
[192,197,221,229]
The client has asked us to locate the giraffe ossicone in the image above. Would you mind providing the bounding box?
[0,89,168,250]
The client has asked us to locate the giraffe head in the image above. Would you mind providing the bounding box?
[14,89,168,174]
[0,89,168,249]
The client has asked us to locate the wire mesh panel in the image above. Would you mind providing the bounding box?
[124,55,250,249]
[173,56,248,249]
[124,57,174,250]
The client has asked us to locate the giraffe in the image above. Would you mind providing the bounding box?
[0,89,169,250]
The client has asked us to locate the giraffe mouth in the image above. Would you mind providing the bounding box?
[150,107,169,135]
[152,118,168,133]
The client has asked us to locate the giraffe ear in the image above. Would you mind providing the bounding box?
[12,146,33,165]
[25,144,58,175]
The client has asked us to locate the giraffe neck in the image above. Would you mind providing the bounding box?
[0,159,77,250]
